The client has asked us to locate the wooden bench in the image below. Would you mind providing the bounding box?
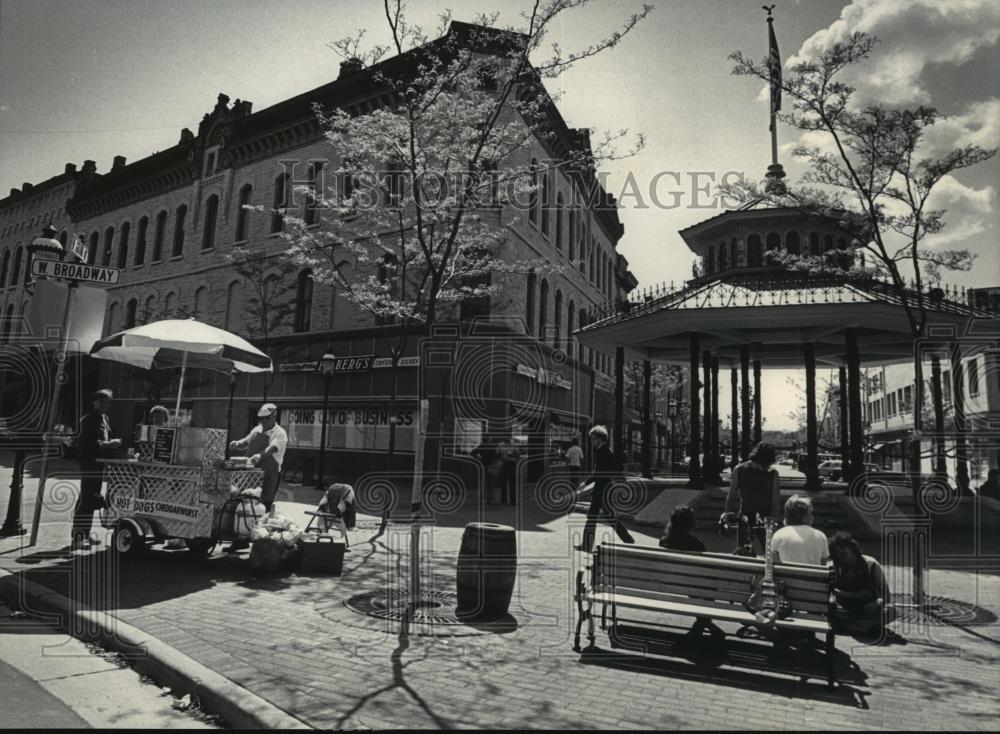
[574,543,839,686]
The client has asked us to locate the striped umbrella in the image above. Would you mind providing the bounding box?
[90,318,271,421]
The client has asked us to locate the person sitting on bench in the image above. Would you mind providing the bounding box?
[829,531,897,636]
[659,505,705,552]
[772,495,830,566]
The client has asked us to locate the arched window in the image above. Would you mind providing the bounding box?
[1,304,13,343]
[11,246,23,287]
[271,173,289,233]
[808,232,819,256]
[164,291,177,317]
[87,231,98,265]
[58,230,68,249]
[135,216,148,266]
[0,249,9,287]
[304,163,322,225]
[541,170,550,236]
[235,185,252,242]
[102,226,115,266]
[538,278,549,338]
[144,295,156,323]
[555,192,564,251]
[117,221,130,269]
[786,231,801,256]
[152,211,167,261]
[22,249,33,286]
[528,159,538,225]
[589,243,595,282]
[224,281,240,330]
[525,272,536,335]
[172,205,187,257]
[765,232,781,264]
[294,270,314,332]
[730,238,738,267]
[125,298,138,329]
[718,242,727,271]
[193,286,208,319]
[567,301,575,356]
[578,307,586,361]
[823,234,834,253]
[201,195,219,249]
[706,246,715,275]
[106,302,119,337]
[375,254,397,325]
[554,290,563,347]
[837,237,849,268]
[568,205,576,261]
[747,233,763,267]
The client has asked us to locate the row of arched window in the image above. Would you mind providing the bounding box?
[702,231,854,275]
[0,299,28,343]
[525,272,611,374]
[527,159,617,301]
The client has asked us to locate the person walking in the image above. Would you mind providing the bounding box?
[227,403,288,552]
[498,435,521,505]
[471,437,503,504]
[565,437,584,489]
[724,441,781,555]
[72,389,122,547]
[575,425,634,552]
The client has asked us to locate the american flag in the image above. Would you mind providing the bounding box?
[768,17,782,116]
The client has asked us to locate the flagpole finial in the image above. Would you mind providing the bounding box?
[763,4,775,20]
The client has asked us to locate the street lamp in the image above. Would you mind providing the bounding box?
[316,353,336,491]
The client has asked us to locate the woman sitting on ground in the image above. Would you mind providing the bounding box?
[659,505,706,552]
[829,531,897,636]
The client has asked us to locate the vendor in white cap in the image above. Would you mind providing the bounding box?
[226,403,288,553]
[228,403,288,512]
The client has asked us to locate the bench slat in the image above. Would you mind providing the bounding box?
[585,591,832,633]
[599,545,832,582]
[598,554,832,597]
[596,584,830,620]
[597,569,831,615]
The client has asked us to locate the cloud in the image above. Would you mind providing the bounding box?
[921,98,1000,156]
[923,174,996,246]
[788,0,1000,106]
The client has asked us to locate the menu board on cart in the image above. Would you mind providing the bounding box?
[151,427,176,464]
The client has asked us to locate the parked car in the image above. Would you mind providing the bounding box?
[44,424,76,459]
[817,459,846,480]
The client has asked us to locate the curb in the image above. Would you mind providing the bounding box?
[0,568,311,730]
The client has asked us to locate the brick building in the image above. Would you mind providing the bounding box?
[1,22,639,484]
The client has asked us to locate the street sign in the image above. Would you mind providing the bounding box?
[31,258,121,285]
[68,234,89,263]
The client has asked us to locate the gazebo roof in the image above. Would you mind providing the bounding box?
[576,272,1000,369]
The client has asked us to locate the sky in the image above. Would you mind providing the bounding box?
[1,0,998,431]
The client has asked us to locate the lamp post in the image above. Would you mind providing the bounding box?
[316,353,336,491]
[27,225,70,546]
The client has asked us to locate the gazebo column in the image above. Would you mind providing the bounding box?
[710,356,720,483]
[951,345,970,494]
[702,348,712,483]
[740,344,751,460]
[930,354,947,476]
[839,366,849,480]
[688,333,702,488]
[804,343,820,490]
[846,328,865,482]
[753,359,762,445]
[641,360,652,479]
[614,347,625,467]
[730,368,739,469]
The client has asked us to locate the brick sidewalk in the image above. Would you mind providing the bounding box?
[1,455,998,729]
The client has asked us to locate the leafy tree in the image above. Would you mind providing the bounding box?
[279,2,650,505]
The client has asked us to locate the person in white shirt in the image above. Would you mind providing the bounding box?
[771,494,829,566]
[227,403,288,552]
[565,437,584,488]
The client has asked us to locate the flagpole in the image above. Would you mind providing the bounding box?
[764,5,785,194]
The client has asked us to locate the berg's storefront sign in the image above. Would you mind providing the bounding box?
[278,356,420,373]
[516,363,572,390]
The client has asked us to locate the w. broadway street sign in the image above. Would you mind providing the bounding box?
[32,258,121,285]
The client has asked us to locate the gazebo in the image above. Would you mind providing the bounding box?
[576,202,998,489]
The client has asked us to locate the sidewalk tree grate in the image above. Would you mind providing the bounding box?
[890,593,997,627]
[344,588,469,626]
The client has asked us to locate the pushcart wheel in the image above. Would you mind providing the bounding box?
[186,538,216,558]
[112,520,146,557]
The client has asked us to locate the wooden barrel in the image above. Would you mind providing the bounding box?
[456,523,517,620]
